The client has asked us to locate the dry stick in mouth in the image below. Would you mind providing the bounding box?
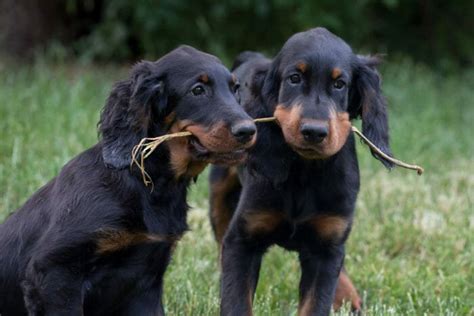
[131,117,423,187]
[351,126,424,175]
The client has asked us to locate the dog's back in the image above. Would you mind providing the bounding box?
[0,146,104,314]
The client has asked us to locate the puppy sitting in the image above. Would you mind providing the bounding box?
[214,28,393,315]
[0,45,256,316]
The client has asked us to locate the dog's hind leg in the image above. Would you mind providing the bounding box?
[22,260,84,316]
[334,268,362,312]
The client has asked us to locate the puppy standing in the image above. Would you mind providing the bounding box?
[213,28,393,315]
[0,45,256,316]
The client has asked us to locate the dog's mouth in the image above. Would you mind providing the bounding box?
[291,144,330,160]
[188,136,248,165]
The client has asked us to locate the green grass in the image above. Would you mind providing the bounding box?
[0,60,473,315]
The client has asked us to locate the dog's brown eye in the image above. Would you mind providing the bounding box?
[333,79,346,89]
[192,85,205,96]
[289,74,301,84]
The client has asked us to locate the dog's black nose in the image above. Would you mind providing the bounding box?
[301,123,328,143]
[231,121,256,144]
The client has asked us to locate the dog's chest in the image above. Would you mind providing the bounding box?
[281,177,344,221]
[137,181,190,236]
[260,168,357,249]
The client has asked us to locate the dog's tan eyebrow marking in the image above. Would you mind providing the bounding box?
[199,74,209,83]
[296,62,308,73]
[231,74,237,83]
[331,67,342,79]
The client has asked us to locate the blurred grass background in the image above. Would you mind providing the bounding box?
[0,60,472,315]
[0,0,473,314]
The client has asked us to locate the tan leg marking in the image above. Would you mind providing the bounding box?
[308,215,349,241]
[298,286,316,316]
[243,211,284,235]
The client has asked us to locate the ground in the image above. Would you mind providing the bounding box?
[0,60,472,315]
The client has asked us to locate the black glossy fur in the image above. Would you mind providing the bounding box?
[0,45,256,316]
[210,28,393,315]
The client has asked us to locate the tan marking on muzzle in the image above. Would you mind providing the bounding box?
[166,119,255,178]
[166,119,207,178]
[319,110,352,157]
[187,121,256,153]
[275,105,351,158]
[163,111,176,129]
[274,104,303,145]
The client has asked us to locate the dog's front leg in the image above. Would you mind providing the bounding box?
[297,246,345,316]
[220,227,266,316]
[122,287,165,316]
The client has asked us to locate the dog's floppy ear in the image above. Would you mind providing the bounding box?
[99,61,167,169]
[261,56,282,110]
[349,55,393,169]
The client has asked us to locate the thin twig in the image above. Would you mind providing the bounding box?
[351,126,424,175]
[253,117,277,123]
[130,117,423,188]
[131,131,192,188]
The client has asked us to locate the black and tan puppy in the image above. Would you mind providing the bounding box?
[210,28,393,315]
[0,45,256,316]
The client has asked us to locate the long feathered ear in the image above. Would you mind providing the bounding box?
[349,55,393,169]
[261,56,282,111]
[99,61,167,169]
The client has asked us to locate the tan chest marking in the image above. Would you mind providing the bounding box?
[96,230,174,254]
